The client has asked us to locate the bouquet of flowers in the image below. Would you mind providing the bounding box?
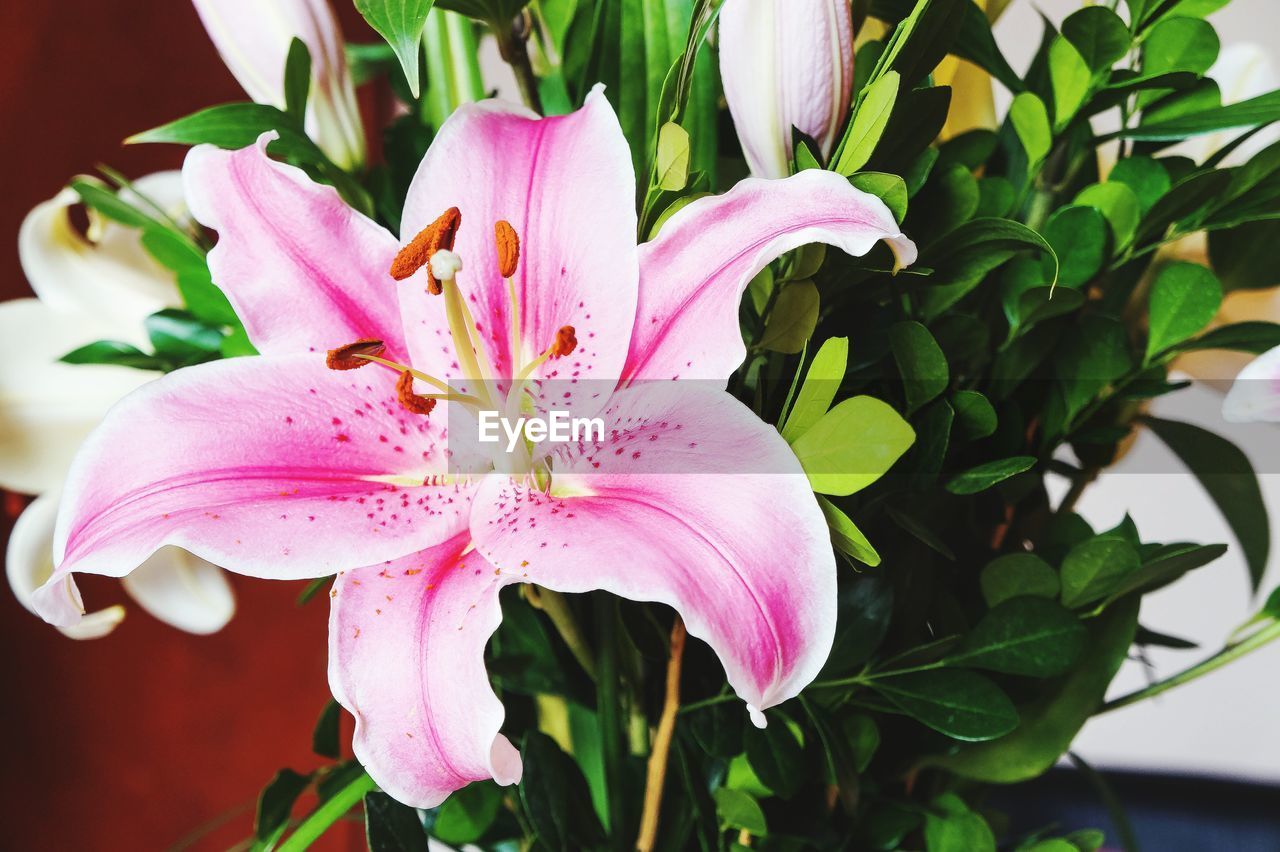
[6,0,1280,848]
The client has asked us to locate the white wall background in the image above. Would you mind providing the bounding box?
[991,0,1280,782]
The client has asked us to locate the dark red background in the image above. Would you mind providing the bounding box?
[0,2,380,848]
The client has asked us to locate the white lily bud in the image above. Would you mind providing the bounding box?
[192,0,366,170]
[719,0,855,179]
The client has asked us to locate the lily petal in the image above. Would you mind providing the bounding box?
[1223,344,1280,422]
[473,382,837,723]
[34,355,472,629]
[122,548,236,635]
[623,170,916,384]
[18,182,180,336]
[329,533,521,808]
[0,299,155,494]
[400,88,638,409]
[6,493,125,640]
[183,135,408,360]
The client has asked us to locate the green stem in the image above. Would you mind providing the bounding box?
[595,596,627,845]
[1098,620,1280,714]
[677,691,736,715]
[528,587,597,679]
[277,771,377,851]
[495,16,544,116]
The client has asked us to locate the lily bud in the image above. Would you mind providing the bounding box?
[192,0,366,170]
[719,0,855,179]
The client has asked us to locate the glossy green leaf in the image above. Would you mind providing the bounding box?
[790,396,916,496]
[255,768,311,844]
[1146,261,1223,359]
[432,781,502,845]
[850,172,909,223]
[1142,16,1219,78]
[656,121,691,191]
[518,731,606,849]
[1054,315,1131,418]
[1108,156,1171,214]
[945,456,1036,495]
[1145,416,1270,590]
[713,788,767,835]
[872,669,1018,741]
[1042,206,1108,287]
[890,321,950,414]
[355,0,436,97]
[1099,542,1228,607]
[60,340,161,371]
[1049,37,1092,127]
[981,553,1061,606]
[781,337,849,443]
[1010,92,1052,167]
[835,71,900,175]
[759,281,819,353]
[1061,6,1130,72]
[365,791,429,851]
[1060,537,1141,608]
[818,496,882,567]
[1179,321,1280,354]
[128,103,323,164]
[311,699,341,760]
[283,38,311,121]
[949,597,1087,676]
[745,717,805,799]
[924,793,996,852]
[1123,89,1280,140]
[952,390,997,439]
[1074,182,1141,249]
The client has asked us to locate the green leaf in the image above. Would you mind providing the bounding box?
[1145,261,1223,359]
[924,793,996,852]
[1145,416,1270,590]
[952,390,997,439]
[1061,6,1130,73]
[981,553,1061,606]
[951,0,1023,93]
[518,731,606,849]
[68,177,156,229]
[656,121,691,191]
[283,38,312,121]
[823,572,894,676]
[1179,321,1280,354]
[790,396,916,496]
[1142,16,1219,78]
[60,340,161,371]
[145,309,224,365]
[872,669,1018,741]
[1048,37,1092,128]
[835,71,900,175]
[1074,182,1141,250]
[1210,220,1280,290]
[1009,92,1052,167]
[1099,542,1228,607]
[1055,315,1131,419]
[713,788,768,835]
[759,281,819,353]
[850,172,909,222]
[255,768,311,844]
[781,337,849,443]
[432,781,502,844]
[311,699,341,759]
[1108,156,1171,214]
[1122,89,1280,140]
[949,597,1087,676]
[1135,169,1232,243]
[1060,537,1141,608]
[890,321,950,414]
[1042,206,1108,287]
[818,496,882,567]
[869,0,967,92]
[355,0,436,97]
[945,456,1036,495]
[129,103,322,163]
[929,598,1139,782]
[364,790,429,851]
[744,717,805,799]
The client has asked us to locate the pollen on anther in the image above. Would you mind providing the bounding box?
[551,325,577,358]
[326,338,384,370]
[391,206,461,293]
[494,220,520,278]
[396,370,437,416]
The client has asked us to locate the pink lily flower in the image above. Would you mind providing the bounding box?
[719,0,856,178]
[33,89,914,807]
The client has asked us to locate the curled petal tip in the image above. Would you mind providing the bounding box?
[747,705,768,729]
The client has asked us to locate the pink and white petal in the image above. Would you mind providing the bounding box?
[474,383,836,722]
[6,493,126,640]
[0,299,156,495]
[121,549,235,635]
[624,170,917,384]
[329,533,521,808]
[33,354,472,629]
[399,88,638,414]
[1224,344,1280,422]
[183,135,407,360]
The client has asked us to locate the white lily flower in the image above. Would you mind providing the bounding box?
[192,0,366,170]
[2,174,235,638]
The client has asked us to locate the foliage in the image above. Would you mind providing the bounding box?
[59,0,1280,849]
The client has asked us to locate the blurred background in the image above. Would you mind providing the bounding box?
[0,1,1276,849]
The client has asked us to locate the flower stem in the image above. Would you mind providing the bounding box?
[277,770,376,851]
[526,587,596,679]
[635,617,687,852]
[595,596,627,845]
[1098,620,1280,714]
[495,14,544,116]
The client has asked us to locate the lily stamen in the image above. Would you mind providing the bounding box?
[352,352,482,408]
[326,338,385,370]
[495,220,523,375]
